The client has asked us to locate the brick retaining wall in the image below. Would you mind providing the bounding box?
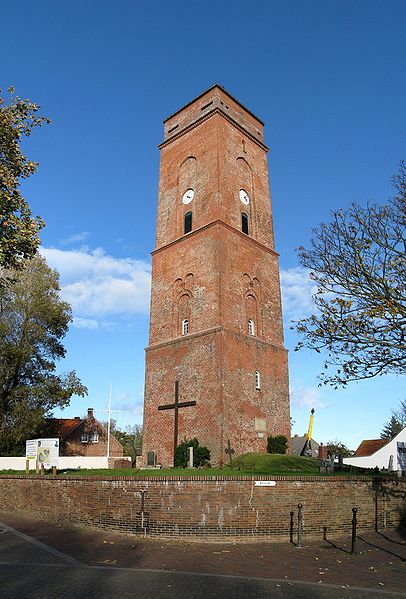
[0,476,404,541]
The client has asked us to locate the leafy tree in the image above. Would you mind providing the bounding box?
[267,434,288,454]
[294,163,406,387]
[0,87,49,283]
[381,415,403,441]
[381,400,406,440]
[326,439,353,458]
[174,438,211,468]
[106,421,143,466]
[0,255,87,453]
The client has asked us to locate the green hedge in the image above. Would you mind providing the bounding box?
[267,435,288,454]
[174,438,211,468]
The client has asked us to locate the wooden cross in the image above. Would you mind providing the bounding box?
[158,381,196,463]
[225,439,235,466]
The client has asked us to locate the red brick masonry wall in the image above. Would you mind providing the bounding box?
[0,476,404,541]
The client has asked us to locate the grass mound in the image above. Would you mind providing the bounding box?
[231,452,321,475]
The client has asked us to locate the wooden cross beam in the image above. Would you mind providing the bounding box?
[225,439,235,466]
[158,380,196,464]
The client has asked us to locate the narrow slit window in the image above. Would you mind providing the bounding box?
[255,371,261,390]
[248,319,255,336]
[242,212,249,235]
[182,319,189,335]
[184,211,193,234]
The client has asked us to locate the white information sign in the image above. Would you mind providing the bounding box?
[25,439,38,460]
[255,481,276,487]
[26,438,59,468]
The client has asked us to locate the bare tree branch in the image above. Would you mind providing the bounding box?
[293,162,406,387]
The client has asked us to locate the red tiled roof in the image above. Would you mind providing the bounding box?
[354,439,388,457]
[49,418,82,440]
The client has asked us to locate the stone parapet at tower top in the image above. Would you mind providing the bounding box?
[142,85,290,468]
[161,84,267,149]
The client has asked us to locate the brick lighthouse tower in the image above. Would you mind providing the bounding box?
[142,85,290,467]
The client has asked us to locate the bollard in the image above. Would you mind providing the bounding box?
[289,511,294,544]
[351,507,358,554]
[139,490,148,533]
[40,463,44,476]
[25,460,29,475]
[35,460,39,475]
[52,466,57,478]
[297,503,303,548]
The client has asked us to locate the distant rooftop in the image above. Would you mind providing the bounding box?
[354,438,388,457]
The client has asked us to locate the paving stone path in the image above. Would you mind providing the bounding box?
[0,512,405,598]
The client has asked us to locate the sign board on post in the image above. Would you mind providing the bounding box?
[26,439,59,469]
[25,439,38,460]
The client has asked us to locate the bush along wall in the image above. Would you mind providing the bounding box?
[267,435,288,454]
[174,438,211,468]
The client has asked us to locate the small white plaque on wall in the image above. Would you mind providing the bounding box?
[255,481,276,487]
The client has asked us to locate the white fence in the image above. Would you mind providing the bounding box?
[0,456,131,471]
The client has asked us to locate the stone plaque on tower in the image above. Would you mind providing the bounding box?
[141,85,290,467]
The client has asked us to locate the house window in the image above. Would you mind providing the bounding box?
[248,319,255,336]
[255,370,261,390]
[91,432,99,443]
[81,433,89,443]
[242,212,249,234]
[182,318,189,335]
[184,211,192,234]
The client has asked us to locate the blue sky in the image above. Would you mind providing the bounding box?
[1,1,405,449]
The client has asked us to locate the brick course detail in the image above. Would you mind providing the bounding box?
[0,476,404,542]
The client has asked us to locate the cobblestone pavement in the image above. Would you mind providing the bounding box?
[0,512,405,598]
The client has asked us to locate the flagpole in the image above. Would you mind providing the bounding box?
[107,383,112,460]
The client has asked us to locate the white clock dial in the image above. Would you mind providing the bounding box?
[239,189,250,205]
[182,188,195,204]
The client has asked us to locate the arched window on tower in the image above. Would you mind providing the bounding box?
[182,318,189,335]
[241,212,249,235]
[255,370,261,390]
[248,319,255,336]
[184,211,193,234]
[246,293,259,338]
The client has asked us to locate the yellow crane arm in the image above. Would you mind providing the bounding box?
[306,408,315,441]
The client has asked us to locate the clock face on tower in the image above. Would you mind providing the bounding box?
[239,189,250,205]
[182,189,195,204]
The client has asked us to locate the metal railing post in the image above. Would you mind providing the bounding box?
[351,507,358,555]
[297,503,303,548]
[289,511,294,544]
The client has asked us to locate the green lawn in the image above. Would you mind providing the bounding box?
[0,453,394,477]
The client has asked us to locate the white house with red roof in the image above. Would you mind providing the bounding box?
[343,427,406,472]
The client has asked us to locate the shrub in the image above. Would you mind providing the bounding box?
[174,438,211,468]
[267,435,288,454]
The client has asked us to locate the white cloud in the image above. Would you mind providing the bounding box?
[280,267,317,320]
[40,247,151,328]
[114,392,144,415]
[59,232,89,246]
[290,385,330,410]
[72,317,99,330]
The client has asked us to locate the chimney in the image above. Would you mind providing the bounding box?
[318,443,328,461]
[87,408,94,418]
